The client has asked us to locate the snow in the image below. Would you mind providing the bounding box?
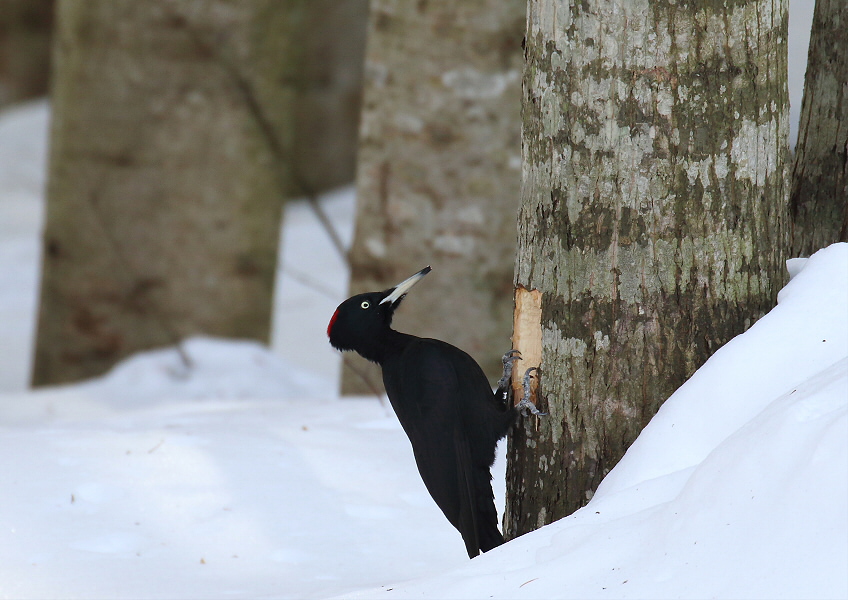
[1,17,844,597]
[0,99,46,392]
[788,0,815,149]
[0,374,469,599]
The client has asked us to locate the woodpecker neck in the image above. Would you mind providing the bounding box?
[357,327,411,365]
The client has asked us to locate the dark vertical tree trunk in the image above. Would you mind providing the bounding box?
[33,0,349,386]
[293,0,368,195]
[789,0,848,257]
[342,0,526,395]
[0,0,54,108]
[505,0,789,538]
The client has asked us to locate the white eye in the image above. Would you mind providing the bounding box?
[360,301,370,309]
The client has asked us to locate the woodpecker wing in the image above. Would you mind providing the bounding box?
[381,339,484,557]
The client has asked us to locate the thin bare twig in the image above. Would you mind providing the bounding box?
[279,265,340,300]
[306,195,348,262]
[343,356,387,408]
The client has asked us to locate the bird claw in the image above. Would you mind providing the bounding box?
[518,367,547,417]
[502,349,522,364]
[497,349,521,391]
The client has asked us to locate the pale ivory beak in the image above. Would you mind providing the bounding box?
[380,266,432,305]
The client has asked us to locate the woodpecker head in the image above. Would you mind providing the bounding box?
[327,266,431,359]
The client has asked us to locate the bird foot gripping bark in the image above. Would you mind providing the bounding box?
[497,349,521,400]
[517,367,546,417]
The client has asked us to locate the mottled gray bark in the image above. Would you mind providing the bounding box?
[0,0,54,107]
[789,0,848,257]
[33,0,301,386]
[505,0,789,538]
[342,0,525,395]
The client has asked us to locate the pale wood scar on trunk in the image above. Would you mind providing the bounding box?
[511,285,543,405]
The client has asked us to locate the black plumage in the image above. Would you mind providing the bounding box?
[327,266,532,558]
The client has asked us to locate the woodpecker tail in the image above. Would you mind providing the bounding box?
[475,466,505,554]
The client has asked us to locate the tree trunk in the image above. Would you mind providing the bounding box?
[505,0,789,538]
[789,0,848,257]
[32,0,301,386]
[0,0,54,107]
[293,0,368,195]
[342,0,525,395]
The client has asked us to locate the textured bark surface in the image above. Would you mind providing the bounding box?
[32,0,299,386]
[342,0,526,394]
[0,0,54,107]
[789,0,848,257]
[505,0,789,538]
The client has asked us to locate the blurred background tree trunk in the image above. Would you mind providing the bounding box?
[789,0,847,257]
[505,0,790,538]
[342,0,525,395]
[0,0,54,108]
[292,0,368,195]
[32,0,367,386]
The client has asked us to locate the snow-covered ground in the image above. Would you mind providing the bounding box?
[2,8,845,596]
